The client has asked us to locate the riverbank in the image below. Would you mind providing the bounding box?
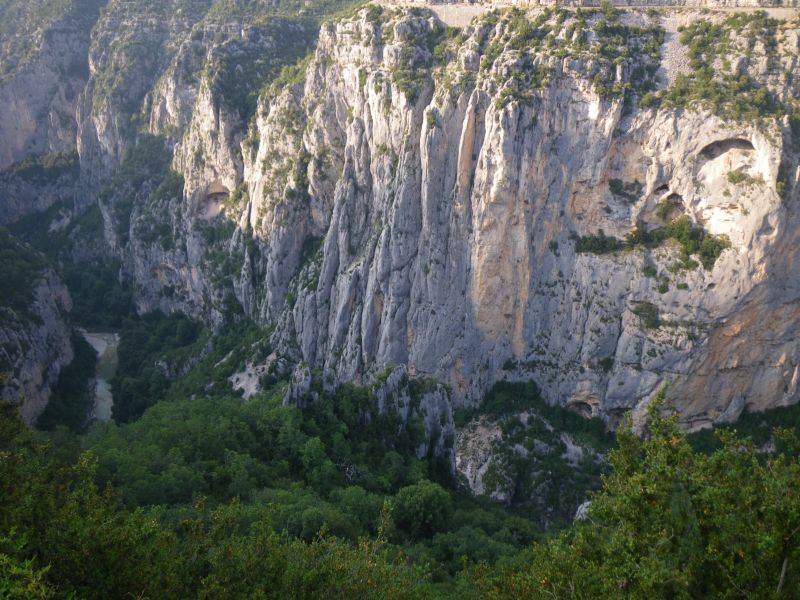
[81,331,119,423]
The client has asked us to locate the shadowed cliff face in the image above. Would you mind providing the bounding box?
[1,3,799,428]
[0,231,73,425]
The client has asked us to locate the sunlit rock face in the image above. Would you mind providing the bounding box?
[2,3,799,432]
[236,7,798,430]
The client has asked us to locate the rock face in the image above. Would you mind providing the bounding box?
[372,366,456,465]
[234,7,800,430]
[0,150,81,225]
[1,3,800,435]
[73,0,316,322]
[0,0,101,170]
[0,235,73,425]
[455,408,607,524]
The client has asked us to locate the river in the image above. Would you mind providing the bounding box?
[82,332,120,423]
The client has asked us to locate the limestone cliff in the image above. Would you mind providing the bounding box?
[2,3,800,437]
[231,6,800,430]
[0,231,73,425]
[0,0,103,170]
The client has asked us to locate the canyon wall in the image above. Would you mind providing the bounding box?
[1,2,799,432]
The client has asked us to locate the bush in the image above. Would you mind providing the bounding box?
[645,14,786,124]
[582,216,730,271]
[727,168,763,187]
[632,302,659,329]
[598,357,614,372]
[574,230,623,254]
[392,480,453,540]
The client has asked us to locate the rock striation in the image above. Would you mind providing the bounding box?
[1,3,799,437]
[0,235,73,425]
[232,7,800,430]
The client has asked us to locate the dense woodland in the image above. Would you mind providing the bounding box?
[2,1,800,597]
[3,389,800,598]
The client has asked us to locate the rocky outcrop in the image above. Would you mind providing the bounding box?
[455,397,608,525]
[232,7,799,429]
[0,1,102,170]
[0,243,73,426]
[373,366,456,464]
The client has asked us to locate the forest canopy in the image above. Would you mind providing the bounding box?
[2,390,799,599]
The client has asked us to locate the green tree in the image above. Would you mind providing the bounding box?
[392,480,454,541]
[465,389,800,598]
[0,532,54,600]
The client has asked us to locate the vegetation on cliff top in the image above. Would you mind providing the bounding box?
[472,5,663,108]
[642,11,800,129]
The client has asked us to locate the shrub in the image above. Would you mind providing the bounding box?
[727,168,763,187]
[598,357,614,372]
[632,302,659,329]
[574,231,623,254]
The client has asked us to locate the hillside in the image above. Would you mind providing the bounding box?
[1,1,800,596]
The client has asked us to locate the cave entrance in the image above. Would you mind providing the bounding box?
[698,138,754,161]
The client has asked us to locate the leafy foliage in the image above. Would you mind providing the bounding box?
[463,391,800,598]
[575,216,730,271]
[727,167,764,187]
[202,17,316,123]
[574,229,624,254]
[392,480,453,540]
[61,259,134,329]
[0,150,79,184]
[5,381,800,598]
[689,399,800,455]
[0,228,48,318]
[477,7,663,106]
[640,12,794,125]
[0,401,433,599]
[110,311,206,423]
